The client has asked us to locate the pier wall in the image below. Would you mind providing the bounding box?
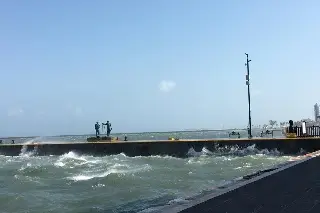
[161,154,320,213]
[0,138,320,157]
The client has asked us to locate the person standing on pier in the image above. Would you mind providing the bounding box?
[102,121,112,136]
[95,122,101,137]
[288,120,295,133]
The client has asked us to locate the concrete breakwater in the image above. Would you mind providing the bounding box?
[1,138,320,157]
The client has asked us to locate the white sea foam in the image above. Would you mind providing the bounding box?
[68,164,152,181]
[1,143,300,213]
[19,145,38,157]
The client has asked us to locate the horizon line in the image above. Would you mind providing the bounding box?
[0,127,283,139]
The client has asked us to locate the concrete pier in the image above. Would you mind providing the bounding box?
[1,137,320,157]
[160,153,320,213]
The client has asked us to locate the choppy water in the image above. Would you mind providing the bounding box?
[0,130,294,213]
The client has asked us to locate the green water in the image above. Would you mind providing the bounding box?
[0,130,292,213]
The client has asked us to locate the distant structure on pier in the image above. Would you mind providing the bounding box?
[314,103,320,122]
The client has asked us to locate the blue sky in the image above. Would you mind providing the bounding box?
[0,0,319,136]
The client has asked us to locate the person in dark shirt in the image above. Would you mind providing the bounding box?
[288,120,295,133]
[95,122,100,137]
[102,121,112,136]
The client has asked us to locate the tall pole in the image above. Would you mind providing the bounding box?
[245,53,252,139]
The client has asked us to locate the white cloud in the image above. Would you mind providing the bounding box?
[7,108,24,117]
[159,80,176,92]
[67,104,83,116]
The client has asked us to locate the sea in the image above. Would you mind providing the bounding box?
[0,129,300,213]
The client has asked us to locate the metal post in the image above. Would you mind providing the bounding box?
[245,53,252,139]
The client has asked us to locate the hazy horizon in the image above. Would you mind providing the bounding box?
[1,125,285,138]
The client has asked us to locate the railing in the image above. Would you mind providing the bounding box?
[287,126,320,137]
[228,131,241,138]
[260,129,283,138]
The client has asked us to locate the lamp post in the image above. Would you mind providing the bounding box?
[245,53,252,139]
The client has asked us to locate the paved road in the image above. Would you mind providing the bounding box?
[167,156,320,213]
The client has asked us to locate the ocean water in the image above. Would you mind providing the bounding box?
[0,130,294,213]
[1,128,285,144]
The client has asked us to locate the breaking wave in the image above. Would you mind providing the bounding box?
[0,144,308,213]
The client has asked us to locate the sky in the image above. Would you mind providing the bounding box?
[0,0,320,136]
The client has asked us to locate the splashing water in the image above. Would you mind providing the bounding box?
[23,136,44,144]
[0,144,302,213]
